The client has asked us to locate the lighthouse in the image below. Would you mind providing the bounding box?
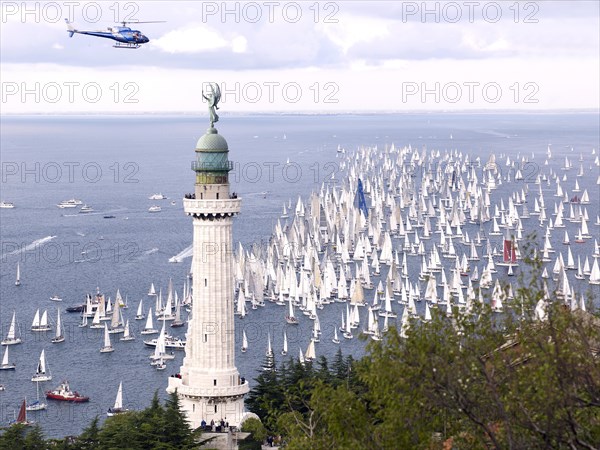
[167,84,249,428]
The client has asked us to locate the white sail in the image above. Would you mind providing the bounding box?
[32,349,51,381]
[100,323,114,352]
[52,309,64,343]
[136,298,145,319]
[120,319,134,341]
[241,330,248,352]
[332,327,340,344]
[114,382,123,409]
[590,258,600,285]
[282,331,288,355]
[0,346,14,369]
[90,306,103,329]
[31,309,40,329]
[141,308,158,334]
[15,263,21,286]
[109,301,124,333]
[2,311,21,345]
[305,339,316,361]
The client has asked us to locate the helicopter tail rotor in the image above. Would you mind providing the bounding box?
[64,18,76,37]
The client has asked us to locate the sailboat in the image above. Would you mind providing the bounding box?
[12,399,33,426]
[100,323,114,353]
[31,349,52,382]
[135,298,145,320]
[141,308,158,334]
[51,309,65,343]
[305,339,316,361]
[107,381,129,416]
[281,331,288,355]
[285,297,298,324]
[108,301,124,334]
[26,381,47,411]
[148,283,157,296]
[342,312,353,339]
[15,262,21,286]
[31,309,52,332]
[589,258,600,285]
[155,357,166,370]
[332,327,340,344]
[0,345,15,370]
[79,312,88,328]
[241,330,248,353]
[120,319,135,341]
[170,300,185,328]
[149,323,175,362]
[497,237,518,271]
[2,311,22,345]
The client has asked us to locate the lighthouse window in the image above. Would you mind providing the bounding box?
[193,404,195,412]
[216,193,219,199]
[204,334,207,342]
[205,278,207,287]
[214,379,217,386]
[214,405,217,413]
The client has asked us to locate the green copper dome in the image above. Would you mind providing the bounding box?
[196,127,228,153]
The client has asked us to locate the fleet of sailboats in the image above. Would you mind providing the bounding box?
[1,134,599,426]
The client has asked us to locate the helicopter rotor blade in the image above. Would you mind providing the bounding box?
[120,20,166,25]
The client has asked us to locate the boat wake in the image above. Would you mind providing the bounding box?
[1,235,57,259]
[169,245,192,263]
[144,248,159,256]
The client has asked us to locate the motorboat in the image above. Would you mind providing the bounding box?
[45,381,89,402]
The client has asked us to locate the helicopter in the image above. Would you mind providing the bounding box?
[65,19,164,49]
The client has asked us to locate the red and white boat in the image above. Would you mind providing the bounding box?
[45,380,89,402]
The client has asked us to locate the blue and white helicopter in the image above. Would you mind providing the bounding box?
[65,19,163,49]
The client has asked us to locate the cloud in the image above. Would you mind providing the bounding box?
[317,15,392,54]
[151,24,246,54]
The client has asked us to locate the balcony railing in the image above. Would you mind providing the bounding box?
[191,161,234,172]
[183,198,241,215]
[167,377,250,398]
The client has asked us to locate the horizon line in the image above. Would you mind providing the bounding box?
[2,108,599,117]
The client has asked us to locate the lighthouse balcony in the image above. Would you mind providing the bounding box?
[183,198,241,216]
[167,376,250,399]
[191,161,234,172]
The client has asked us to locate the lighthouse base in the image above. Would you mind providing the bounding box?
[167,376,250,429]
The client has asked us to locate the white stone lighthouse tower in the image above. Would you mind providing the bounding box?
[167,84,248,428]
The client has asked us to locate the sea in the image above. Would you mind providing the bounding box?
[0,112,599,438]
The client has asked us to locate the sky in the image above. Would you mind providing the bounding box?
[1,1,599,113]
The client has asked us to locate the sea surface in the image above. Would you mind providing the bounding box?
[0,112,599,437]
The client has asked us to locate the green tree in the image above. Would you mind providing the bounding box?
[245,357,283,431]
[0,424,27,450]
[75,416,100,450]
[241,417,267,443]
[160,392,194,448]
[23,425,46,450]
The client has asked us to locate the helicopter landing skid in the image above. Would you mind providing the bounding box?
[113,43,141,49]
